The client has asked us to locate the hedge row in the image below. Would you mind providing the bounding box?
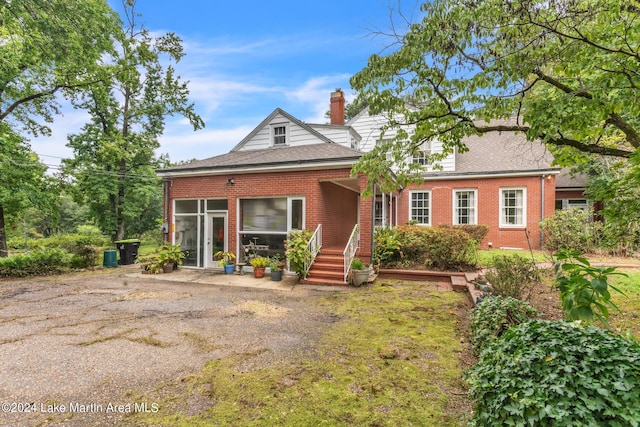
[374,224,487,270]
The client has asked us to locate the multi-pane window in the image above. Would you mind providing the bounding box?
[500,188,526,227]
[412,141,431,166]
[273,125,287,145]
[410,191,431,225]
[454,190,477,225]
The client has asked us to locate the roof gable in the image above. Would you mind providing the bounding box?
[230,108,333,152]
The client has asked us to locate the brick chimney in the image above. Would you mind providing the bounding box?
[330,88,345,125]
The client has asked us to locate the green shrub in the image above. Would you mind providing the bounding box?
[485,254,540,300]
[373,227,401,266]
[0,247,73,277]
[554,249,627,327]
[437,224,489,245]
[70,245,100,269]
[422,226,478,270]
[469,295,537,356]
[541,208,599,253]
[285,229,313,279]
[375,226,478,270]
[393,226,430,262]
[467,320,640,426]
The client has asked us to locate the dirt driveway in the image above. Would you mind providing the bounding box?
[0,268,348,426]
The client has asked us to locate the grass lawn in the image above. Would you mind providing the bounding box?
[129,281,472,426]
[476,248,550,267]
[609,269,640,339]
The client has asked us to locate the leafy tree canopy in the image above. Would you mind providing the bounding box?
[0,123,55,256]
[63,0,204,241]
[0,0,120,136]
[350,0,640,190]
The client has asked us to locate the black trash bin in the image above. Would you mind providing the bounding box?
[114,239,141,265]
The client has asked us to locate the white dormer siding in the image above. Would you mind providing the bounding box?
[310,124,361,149]
[348,109,456,172]
[236,111,329,151]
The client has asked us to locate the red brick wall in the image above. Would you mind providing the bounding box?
[165,168,360,256]
[319,182,359,247]
[397,175,556,249]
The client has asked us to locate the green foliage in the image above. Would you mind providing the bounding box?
[350,258,365,270]
[467,320,640,426]
[350,0,640,190]
[373,226,402,266]
[268,255,283,272]
[424,227,478,270]
[157,243,185,267]
[0,247,73,277]
[70,244,100,269]
[374,226,478,270]
[485,254,540,300]
[554,249,627,327]
[469,295,537,356]
[581,155,640,254]
[214,251,235,267]
[285,229,313,279]
[139,256,162,274]
[8,233,110,252]
[249,256,269,268]
[63,1,203,241]
[541,208,600,253]
[0,0,119,136]
[437,224,489,245]
[0,124,57,257]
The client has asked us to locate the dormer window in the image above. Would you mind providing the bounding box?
[412,141,431,165]
[272,123,288,146]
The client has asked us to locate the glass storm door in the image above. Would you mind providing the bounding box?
[207,214,227,268]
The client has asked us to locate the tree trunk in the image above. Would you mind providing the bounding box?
[0,204,7,257]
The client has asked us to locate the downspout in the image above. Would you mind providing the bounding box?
[540,174,545,248]
[370,182,376,265]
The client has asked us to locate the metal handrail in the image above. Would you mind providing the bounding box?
[304,224,322,276]
[343,224,360,282]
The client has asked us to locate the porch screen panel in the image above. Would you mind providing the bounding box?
[290,199,303,230]
[174,215,198,267]
[241,198,287,232]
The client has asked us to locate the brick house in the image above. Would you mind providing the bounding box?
[157,90,584,284]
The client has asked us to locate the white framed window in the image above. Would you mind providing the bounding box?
[453,189,477,225]
[500,187,526,227]
[272,123,288,146]
[410,191,431,225]
[556,199,590,211]
[412,141,431,166]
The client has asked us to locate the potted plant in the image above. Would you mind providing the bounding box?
[249,256,269,278]
[350,258,370,287]
[269,256,283,281]
[158,243,185,273]
[139,256,162,274]
[215,251,236,274]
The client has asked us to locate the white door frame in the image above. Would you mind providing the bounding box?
[206,212,228,269]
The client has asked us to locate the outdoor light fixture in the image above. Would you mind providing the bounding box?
[227,178,235,184]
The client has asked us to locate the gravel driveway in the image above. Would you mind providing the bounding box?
[0,268,347,426]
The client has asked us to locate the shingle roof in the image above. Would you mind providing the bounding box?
[455,129,557,174]
[158,143,362,174]
[556,168,587,188]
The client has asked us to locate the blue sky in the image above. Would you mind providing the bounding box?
[32,0,419,168]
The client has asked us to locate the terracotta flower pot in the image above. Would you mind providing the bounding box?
[253,267,266,278]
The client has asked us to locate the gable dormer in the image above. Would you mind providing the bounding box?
[232,108,333,152]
